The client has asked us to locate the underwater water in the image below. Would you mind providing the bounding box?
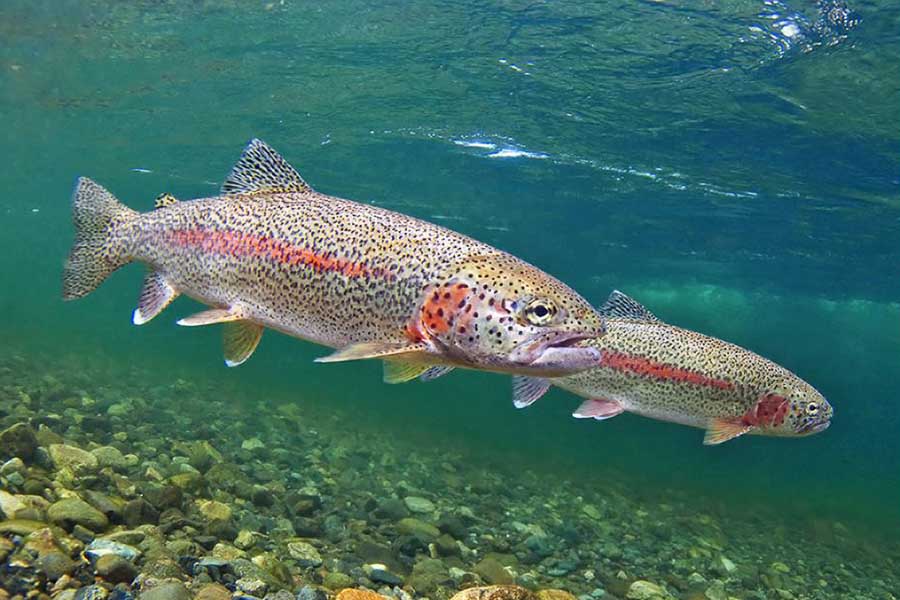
[1,1,899,599]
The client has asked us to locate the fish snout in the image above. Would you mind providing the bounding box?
[508,331,602,376]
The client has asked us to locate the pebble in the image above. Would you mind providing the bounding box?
[323,571,354,589]
[474,556,514,585]
[0,422,38,462]
[194,584,232,600]
[404,496,435,514]
[34,551,76,580]
[449,586,534,600]
[286,539,322,567]
[91,446,128,470]
[241,438,265,451]
[625,581,670,600]
[48,444,99,473]
[365,562,404,585]
[297,586,328,600]
[47,497,109,531]
[139,582,191,600]
[75,584,110,600]
[0,457,26,475]
[396,517,440,541]
[95,553,138,584]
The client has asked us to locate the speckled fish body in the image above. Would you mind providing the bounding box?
[63,139,605,379]
[513,291,832,444]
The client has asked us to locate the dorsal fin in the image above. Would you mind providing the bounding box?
[598,290,659,322]
[222,139,312,196]
[154,193,179,209]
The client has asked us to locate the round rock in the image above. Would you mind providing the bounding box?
[48,497,109,532]
[404,496,436,514]
[139,582,191,600]
[95,553,137,584]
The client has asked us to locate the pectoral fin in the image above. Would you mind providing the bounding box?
[315,341,431,364]
[512,376,551,408]
[703,419,752,445]
[419,366,455,381]
[177,308,243,326]
[572,398,624,420]
[223,320,264,367]
[383,360,436,384]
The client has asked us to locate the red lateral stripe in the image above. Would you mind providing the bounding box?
[168,228,392,280]
[601,351,734,390]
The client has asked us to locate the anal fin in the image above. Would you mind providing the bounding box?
[133,271,179,325]
[512,376,551,409]
[223,320,264,367]
[704,418,752,445]
[572,398,624,420]
[315,341,430,364]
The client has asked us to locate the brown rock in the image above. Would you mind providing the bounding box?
[536,591,577,600]
[335,590,390,600]
[0,423,38,462]
[95,553,137,584]
[474,557,514,585]
[450,586,535,600]
[195,584,232,600]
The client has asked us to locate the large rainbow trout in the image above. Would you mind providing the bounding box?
[511,291,833,444]
[63,139,605,380]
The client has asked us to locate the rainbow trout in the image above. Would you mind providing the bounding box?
[62,139,605,380]
[511,291,833,444]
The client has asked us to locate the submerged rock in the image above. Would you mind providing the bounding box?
[85,538,141,562]
[139,582,191,600]
[625,581,672,600]
[475,556,514,585]
[404,496,435,514]
[48,497,109,531]
[396,517,439,541]
[0,422,38,462]
[49,444,99,473]
[91,446,128,471]
[286,539,323,567]
[95,553,137,584]
[449,586,535,600]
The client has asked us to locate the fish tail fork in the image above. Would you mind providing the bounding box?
[62,177,138,300]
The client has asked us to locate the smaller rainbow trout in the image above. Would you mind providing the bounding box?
[511,291,833,444]
[63,140,606,380]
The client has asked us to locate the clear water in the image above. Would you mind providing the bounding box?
[2,0,898,596]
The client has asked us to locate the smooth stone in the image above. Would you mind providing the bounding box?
[81,490,123,522]
[1,457,26,475]
[0,490,28,519]
[372,497,409,520]
[0,423,38,462]
[195,584,232,600]
[236,578,268,596]
[91,446,128,471]
[475,556,514,585]
[241,438,265,451]
[297,586,329,600]
[75,584,110,600]
[85,538,141,562]
[95,554,137,584]
[48,498,109,531]
[536,591,578,600]
[139,582,191,600]
[403,496,435,514]
[409,557,450,594]
[449,586,535,600]
[49,444,99,473]
[365,563,404,585]
[322,572,354,590]
[435,533,459,556]
[704,581,727,600]
[197,499,233,522]
[625,581,670,600]
[34,551,76,580]
[286,540,322,567]
[0,518,47,535]
[396,517,440,541]
[334,589,390,600]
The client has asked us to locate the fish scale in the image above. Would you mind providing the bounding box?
[63,139,605,380]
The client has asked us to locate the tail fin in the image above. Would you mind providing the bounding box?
[62,177,139,300]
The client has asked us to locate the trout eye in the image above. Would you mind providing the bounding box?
[522,299,558,325]
[806,402,819,415]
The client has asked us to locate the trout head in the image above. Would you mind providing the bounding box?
[749,379,833,438]
[408,255,605,376]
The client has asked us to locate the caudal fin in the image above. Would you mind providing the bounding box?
[62,177,138,300]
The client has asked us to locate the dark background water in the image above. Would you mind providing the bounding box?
[2,1,898,536]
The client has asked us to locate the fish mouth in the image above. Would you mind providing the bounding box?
[798,420,831,436]
[508,331,602,376]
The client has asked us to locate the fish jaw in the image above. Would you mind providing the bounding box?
[507,332,603,376]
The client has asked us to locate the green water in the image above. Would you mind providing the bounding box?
[2,0,899,598]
